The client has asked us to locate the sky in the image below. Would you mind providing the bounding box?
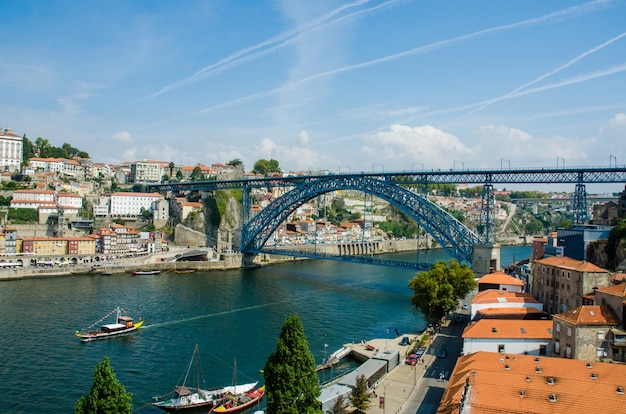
[1,0,626,193]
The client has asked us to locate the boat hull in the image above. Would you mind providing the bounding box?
[210,385,265,413]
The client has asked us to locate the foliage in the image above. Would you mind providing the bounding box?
[0,195,12,206]
[176,170,184,180]
[263,314,322,414]
[429,183,457,196]
[227,158,243,169]
[74,356,133,414]
[7,208,38,223]
[113,218,126,226]
[509,190,550,199]
[29,137,90,159]
[11,172,31,182]
[22,135,36,163]
[349,374,371,414]
[458,186,483,198]
[447,208,465,223]
[377,206,419,238]
[408,259,477,324]
[253,159,281,176]
[605,218,626,270]
[329,394,349,414]
[139,207,152,220]
[320,198,361,226]
[190,166,204,181]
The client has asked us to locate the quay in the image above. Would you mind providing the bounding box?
[319,330,445,414]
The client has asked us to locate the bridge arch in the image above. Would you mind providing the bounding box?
[242,175,482,263]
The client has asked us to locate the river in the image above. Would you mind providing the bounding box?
[0,245,530,413]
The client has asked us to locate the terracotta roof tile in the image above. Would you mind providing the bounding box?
[535,256,608,273]
[438,351,626,414]
[595,283,626,298]
[552,305,619,325]
[473,290,540,304]
[462,320,553,339]
[478,271,525,286]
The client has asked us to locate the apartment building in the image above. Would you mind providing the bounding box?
[462,319,553,356]
[552,305,619,361]
[109,192,164,217]
[532,256,610,314]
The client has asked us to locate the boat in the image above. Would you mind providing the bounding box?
[153,346,258,412]
[209,385,265,413]
[208,358,264,413]
[75,307,144,342]
[130,269,161,275]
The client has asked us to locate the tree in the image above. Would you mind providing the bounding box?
[168,161,175,177]
[190,166,204,181]
[329,394,349,414]
[263,314,322,414]
[74,356,133,414]
[349,374,371,414]
[227,158,243,169]
[408,259,477,324]
[252,159,281,176]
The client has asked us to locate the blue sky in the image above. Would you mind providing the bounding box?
[1,0,625,191]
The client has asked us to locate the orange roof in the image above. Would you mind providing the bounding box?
[478,271,525,286]
[473,290,540,304]
[438,351,626,414]
[552,305,618,326]
[462,319,553,339]
[476,307,544,318]
[535,256,608,273]
[596,283,626,298]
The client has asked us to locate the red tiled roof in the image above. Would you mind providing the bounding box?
[473,290,540,304]
[535,256,608,273]
[552,305,618,325]
[478,271,525,286]
[462,319,553,339]
[438,351,626,414]
[595,282,626,298]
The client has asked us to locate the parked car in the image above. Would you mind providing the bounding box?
[455,314,463,323]
[406,353,418,366]
[437,348,448,358]
[462,303,469,310]
[399,336,410,346]
[415,347,426,359]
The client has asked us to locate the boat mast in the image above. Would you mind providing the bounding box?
[195,344,200,392]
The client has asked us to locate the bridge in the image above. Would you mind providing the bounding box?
[145,166,626,272]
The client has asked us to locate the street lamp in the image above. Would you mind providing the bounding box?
[383,382,392,414]
[385,329,390,349]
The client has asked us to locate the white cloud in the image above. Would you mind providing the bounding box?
[361,124,474,169]
[112,131,133,142]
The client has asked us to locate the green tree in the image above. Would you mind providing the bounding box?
[408,259,477,324]
[176,170,184,181]
[168,161,175,177]
[263,314,322,414]
[74,356,133,414]
[605,217,626,270]
[190,166,204,181]
[227,158,243,169]
[329,394,349,414]
[349,374,371,414]
[252,159,281,176]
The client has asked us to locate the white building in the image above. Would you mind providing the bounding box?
[471,289,544,320]
[57,193,84,209]
[0,126,22,172]
[11,189,56,203]
[110,192,164,217]
[130,160,166,184]
[462,319,553,356]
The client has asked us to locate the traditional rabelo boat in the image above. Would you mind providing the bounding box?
[209,385,265,413]
[153,346,258,412]
[130,269,161,275]
[75,307,144,342]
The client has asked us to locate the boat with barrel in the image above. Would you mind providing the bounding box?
[75,307,144,342]
[209,384,265,413]
[153,346,258,412]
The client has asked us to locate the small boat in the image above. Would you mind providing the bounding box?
[209,385,265,413]
[130,269,161,275]
[153,345,242,412]
[75,307,144,342]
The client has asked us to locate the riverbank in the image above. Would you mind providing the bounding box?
[0,237,531,281]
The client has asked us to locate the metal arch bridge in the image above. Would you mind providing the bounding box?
[145,166,626,268]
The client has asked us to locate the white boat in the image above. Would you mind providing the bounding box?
[75,307,144,342]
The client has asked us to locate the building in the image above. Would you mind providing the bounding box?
[130,160,166,184]
[531,256,610,314]
[594,283,626,362]
[0,126,22,172]
[462,319,553,356]
[109,192,164,217]
[477,271,525,292]
[471,290,544,320]
[551,305,619,361]
[437,351,626,414]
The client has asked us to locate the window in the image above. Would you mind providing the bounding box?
[555,322,560,333]
[565,345,572,358]
[554,340,560,354]
[498,344,505,354]
[566,327,572,337]
[540,344,547,356]
[597,331,604,340]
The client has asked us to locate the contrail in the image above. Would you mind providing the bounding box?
[150,0,406,98]
[453,30,626,122]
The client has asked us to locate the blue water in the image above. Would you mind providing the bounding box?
[0,245,529,413]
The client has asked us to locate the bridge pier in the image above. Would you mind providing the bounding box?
[471,243,501,276]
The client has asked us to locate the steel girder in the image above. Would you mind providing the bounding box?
[242,175,481,264]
